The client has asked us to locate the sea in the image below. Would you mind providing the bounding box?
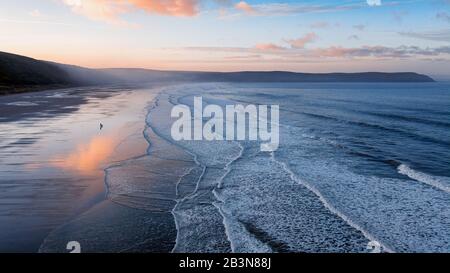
[1,82,449,253]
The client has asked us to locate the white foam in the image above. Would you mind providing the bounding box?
[270,152,395,253]
[398,164,450,194]
[212,142,247,252]
[131,82,450,253]
[5,101,38,106]
[145,91,237,253]
[274,128,450,252]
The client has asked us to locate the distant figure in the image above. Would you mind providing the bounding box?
[100,123,104,130]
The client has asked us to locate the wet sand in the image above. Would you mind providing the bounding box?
[0,86,158,252]
[39,126,196,253]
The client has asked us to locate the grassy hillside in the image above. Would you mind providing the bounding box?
[0,51,120,95]
[0,52,74,94]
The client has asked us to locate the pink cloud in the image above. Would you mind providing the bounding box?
[61,0,129,24]
[285,33,317,48]
[235,1,256,14]
[128,0,199,16]
[180,44,450,62]
[61,0,200,24]
[255,43,285,51]
[312,46,351,57]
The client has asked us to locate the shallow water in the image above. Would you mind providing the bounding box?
[2,82,450,253]
[144,82,450,253]
[0,86,157,252]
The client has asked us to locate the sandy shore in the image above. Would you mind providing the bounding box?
[39,126,195,253]
[0,85,158,252]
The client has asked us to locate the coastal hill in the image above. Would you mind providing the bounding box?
[0,52,72,89]
[103,68,435,83]
[0,51,435,95]
[0,51,116,94]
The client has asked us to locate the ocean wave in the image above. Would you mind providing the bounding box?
[357,111,450,129]
[146,89,239,253]
[225,95,450,148]
[211,145,370,253]
[108,82,450,253]
[398,164,450,194]
[270,152,394,253]
[5,101,39,106]
[286,110,450,148]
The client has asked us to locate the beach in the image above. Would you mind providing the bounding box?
[1,82,450,253]
[0,85,158,252]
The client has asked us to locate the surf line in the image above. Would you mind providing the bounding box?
[212,142,246,253]
[398,164,450,194]
[170,96,279,152]
[270,152,396,253]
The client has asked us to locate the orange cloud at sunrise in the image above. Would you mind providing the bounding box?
[285,33,318,49]
[128,0,199,16]
[1,0,449,76]
[235,1,255,14]
[61,0,200,24]
[254,43,285,51]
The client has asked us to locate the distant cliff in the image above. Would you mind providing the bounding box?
[0,51,435,95]
[190,71,435,83]
[103,69,434,83]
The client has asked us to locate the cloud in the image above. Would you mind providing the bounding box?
[367,0,382,7]
[437,12,450,23]
[224,54,262,60]
[214,0,232,6]
[308,45,450,59]
[285,33,318,49]
[392,11,407,23]
[128,0,199,16]
[29,9,42,17]
[353,24,366,31]
[60,0,200,24]
[227,2,366,17]
[235,1,256,14]
[348,35,360,40]
[310,21,330,28]
[60,0,397,23]
[310,45,421,58]
[399,30,450,42]
[182,44,450,61]
[255,43,286,51]
[61,0,129,25]
[261,3,362,15]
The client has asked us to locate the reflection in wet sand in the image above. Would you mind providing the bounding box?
[52,134,116,175]
[0,86,158,252]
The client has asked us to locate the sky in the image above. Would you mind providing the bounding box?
[0,0,450,76]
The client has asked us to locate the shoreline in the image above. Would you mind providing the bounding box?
[39,84,195,253]
[0,84,80,96]
[3,82,449,253]
[0,85,158,252]
[39,108,194,252]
